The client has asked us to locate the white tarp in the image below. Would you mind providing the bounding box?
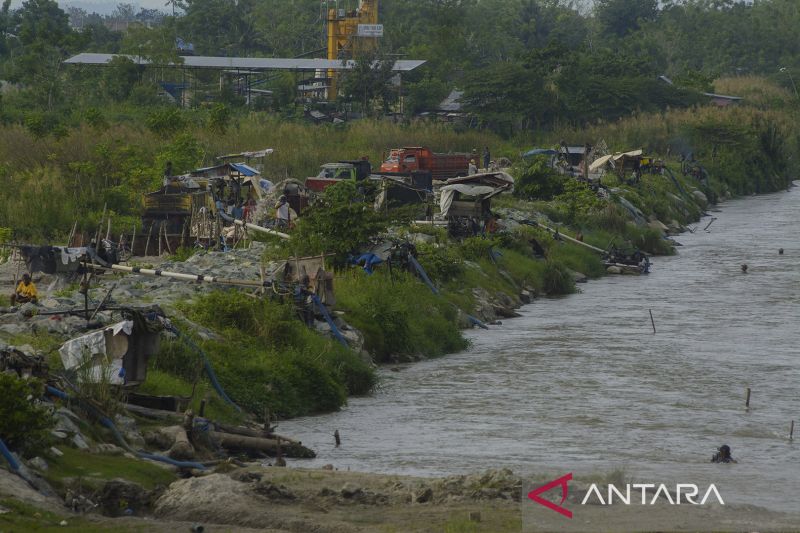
[439,184,499,217]
[59,321,133,384]
[589,149,643,172]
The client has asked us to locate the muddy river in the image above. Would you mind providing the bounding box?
[280,185,800,513]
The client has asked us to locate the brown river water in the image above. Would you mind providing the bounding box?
[280,185,800,513]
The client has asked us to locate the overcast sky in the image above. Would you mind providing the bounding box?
[9,0,168,15]
[12,0,596,17]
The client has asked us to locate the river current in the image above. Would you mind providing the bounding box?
[280,185,800,513]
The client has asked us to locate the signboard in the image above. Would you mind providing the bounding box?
[357,24,384,37]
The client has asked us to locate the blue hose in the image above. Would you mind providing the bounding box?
[408,254,439,295]
[0,437,21,471]
[97,417,206,470]
[467,314,489,330]
[311,294,349,348]
[45,385,207,471]
[167,325,242,412]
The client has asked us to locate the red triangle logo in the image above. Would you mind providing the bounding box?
[527,473,573,519]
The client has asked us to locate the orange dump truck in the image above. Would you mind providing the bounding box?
[378,147,470,180]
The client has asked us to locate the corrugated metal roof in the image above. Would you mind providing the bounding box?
[64,53,425,72]
[230,163,259,176]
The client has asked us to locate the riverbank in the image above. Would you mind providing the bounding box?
[4,463,800,532]
[2,86,799,530]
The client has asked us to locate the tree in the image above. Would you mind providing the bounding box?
[594,0,658,38]
[16,0,70,46]
[103,55,142,101]
[461,61,555,135]
[338,49,398,116]
[121,21,183,64]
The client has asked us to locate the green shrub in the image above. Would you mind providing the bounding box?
[336,271,467,362]
[0,375,53,457]
[415,242,464,282]
[459,236,498,262]
[512,157,567,200]
[171,291,376,417]
[542,261,576,295]
[286,180,406,262]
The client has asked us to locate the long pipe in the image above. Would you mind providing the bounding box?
[236,220,290,240]
[218,212,290,240]
[524,221,606,254]
[88,263,267,288]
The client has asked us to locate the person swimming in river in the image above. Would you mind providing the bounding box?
[711,444,737,463]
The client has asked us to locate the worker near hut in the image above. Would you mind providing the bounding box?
[468,159,478,175]
[11,273,38,306]
[275,195,297,228]
[483,146,490,170]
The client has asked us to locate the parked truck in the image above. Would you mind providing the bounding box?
[378,147,470,180]
[305,159,372,192]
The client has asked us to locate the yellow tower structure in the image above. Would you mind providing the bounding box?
[326,0,380,100]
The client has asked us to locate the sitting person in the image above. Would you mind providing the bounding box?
[11,273,38,305]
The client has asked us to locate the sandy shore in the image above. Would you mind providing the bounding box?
[6,465,799,532]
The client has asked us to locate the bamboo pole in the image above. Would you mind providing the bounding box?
[144,223,153,257]
[228,218,290,240]
[158,222,163,257]
[525,221,606,254]
[95,203,107,246]
[87,263,268,288]
[130,224,137,257]
[162,222,173,255]
[67,221,78,247]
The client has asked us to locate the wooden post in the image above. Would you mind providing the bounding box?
[334,429,341,447]
[745,387,751,409]
[158,222,163,257]
[181,218,188,249]
[790,420,794,441]
[67,220,78,246]
[649,309,656,334]
[95,203,107,245]
[199,398,206,418]
[144,223,153,257]
[130,224,137,257]
[163,222,173,255]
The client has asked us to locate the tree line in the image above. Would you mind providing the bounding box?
[0,0,799,134]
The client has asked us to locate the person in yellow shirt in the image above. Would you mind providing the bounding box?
[11,273,37,305]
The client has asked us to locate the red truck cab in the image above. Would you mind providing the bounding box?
[379,147,469,180]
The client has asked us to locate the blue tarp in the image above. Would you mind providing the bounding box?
[523,148,558,158]
[229,163,259,176]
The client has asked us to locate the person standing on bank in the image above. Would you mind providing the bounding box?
[483,146,490,170]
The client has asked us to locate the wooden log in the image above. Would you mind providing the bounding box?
[124,403,183,421]
[208,431,315,458]
[161,425,195,460]
[212,422,302,445]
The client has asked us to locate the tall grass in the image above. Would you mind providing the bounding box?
[336,270,468,362]
[152,291,378,417]
[0,117,509,241]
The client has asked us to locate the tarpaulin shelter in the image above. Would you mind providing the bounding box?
[589,149,643,172]
[438,172,514,218]
[58,312,162,385]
